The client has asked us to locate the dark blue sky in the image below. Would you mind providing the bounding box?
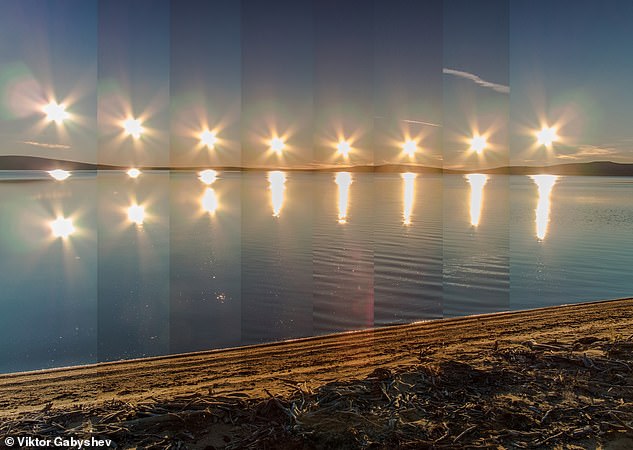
[1,0,632,168]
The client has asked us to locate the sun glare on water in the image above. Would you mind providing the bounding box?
[335,172,352,223]
[127,168,141,178]
[198,169,218,185]
[466,174,488,227]
[48,169,70,181]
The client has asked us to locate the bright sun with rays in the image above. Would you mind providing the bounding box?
[200,130,217,149]
[123,118,143,139]
[403,140,417,157]
[43,102,69,124]
[270,137,285,154]
[51,217,75,238]
[337,140,351,157]
[470,135,487,154]
[536,127,557,148]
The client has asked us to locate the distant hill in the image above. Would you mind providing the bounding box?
[0,156,121,170]
[1,156,632,176]
[480,161,633,176]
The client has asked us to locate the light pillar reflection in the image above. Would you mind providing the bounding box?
[201,187,218,215]
[530,175,558,241]
[402,173,416,226]
[335,172,352,224]
[466,174,488,227]
[268,171,287,217]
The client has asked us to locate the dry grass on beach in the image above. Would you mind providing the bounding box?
[1,299,632,449]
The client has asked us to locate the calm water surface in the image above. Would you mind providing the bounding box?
[0,171,631,373]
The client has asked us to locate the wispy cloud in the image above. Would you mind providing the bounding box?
[400,119,441,127]
[21,140,71,149]
[556,145,619,160]
[374,116,442,127]
[443,68,510,94]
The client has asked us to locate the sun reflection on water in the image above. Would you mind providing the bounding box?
[402,173,416,226]
[335,172,352,224]
[201,187,218,215]
[530,175,558,241]
[268,171,287,217]
[465,174,488,227]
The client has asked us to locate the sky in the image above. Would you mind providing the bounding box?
[0,0,632,169]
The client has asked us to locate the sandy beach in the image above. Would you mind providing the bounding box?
[1,298,632,449]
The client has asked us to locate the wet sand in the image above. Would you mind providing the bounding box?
[1,298,632,448]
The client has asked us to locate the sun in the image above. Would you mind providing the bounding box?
[270,137,285,154]
[200,130,218,149]
[50,217,75,238]
[337,140,351,157]
[43,102,69,124]
[470,135,487,154]
[536,127,557,148]
[123,118,144,139]
[403,140,417,157]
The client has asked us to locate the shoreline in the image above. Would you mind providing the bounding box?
[1,298,632,448]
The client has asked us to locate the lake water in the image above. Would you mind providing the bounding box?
[0,171,631,373]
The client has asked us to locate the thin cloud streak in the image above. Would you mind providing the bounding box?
[443,68,510,94]
[374,116,442,127]
[21,140,71,149]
